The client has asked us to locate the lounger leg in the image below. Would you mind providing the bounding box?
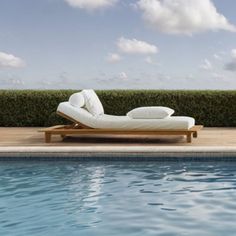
[193,131,198,138]
[187,134,192,143]
[45,132,51,143]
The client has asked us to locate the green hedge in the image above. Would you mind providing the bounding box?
[0,90,236,127]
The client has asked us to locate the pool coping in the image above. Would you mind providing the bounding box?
[1,146,236,161]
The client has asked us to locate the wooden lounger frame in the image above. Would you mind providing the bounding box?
[39,111,203,143]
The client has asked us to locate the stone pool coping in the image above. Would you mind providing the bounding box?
[1,146,236,161]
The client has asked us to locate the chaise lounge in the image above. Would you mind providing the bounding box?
[40,90,203,143]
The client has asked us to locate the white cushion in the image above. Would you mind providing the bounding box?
[57,102,194,130]
[82,89,104,116]
[69,92,85,108]
[127,106,174,119]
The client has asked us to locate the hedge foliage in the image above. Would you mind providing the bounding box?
[0,90,236,127]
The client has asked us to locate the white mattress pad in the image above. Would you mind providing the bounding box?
[57,102,195,130]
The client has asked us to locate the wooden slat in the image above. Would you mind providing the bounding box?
[39,125,68,132]
[45,129,191,135]
[41,125,202,134]
[41,125,203,143]
[56,111,92,129]
[189,125,203,131]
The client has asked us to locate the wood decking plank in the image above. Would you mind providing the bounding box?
[1,127,236,146]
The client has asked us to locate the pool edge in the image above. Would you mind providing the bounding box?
[0,146,236,161]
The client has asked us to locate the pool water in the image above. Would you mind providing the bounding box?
[1,161,236,236]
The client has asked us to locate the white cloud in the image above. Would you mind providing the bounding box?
[186,74,194,80]
[106,53,122,63]
[137,0,236,35]
[145,56,153,64]
[225,49,236,71]
[118,72,128,80]
[211,72,224,79]
[200,59,212,70]
[117,37,158,54]
[0,52,25,68]
[231,49,236,59]
[213,54,222,60]
[0,72,25,88]
[65,0,117,10]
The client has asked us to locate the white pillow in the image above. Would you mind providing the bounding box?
[82,89,104,116]
[127,106,174,119]
[69,92,85,108]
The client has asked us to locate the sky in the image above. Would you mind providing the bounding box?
[0,0,236,90]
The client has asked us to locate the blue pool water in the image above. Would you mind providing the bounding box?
[1,162,236,236]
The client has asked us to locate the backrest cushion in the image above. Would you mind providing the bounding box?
[82,89,104,116]
[69,92,85,108]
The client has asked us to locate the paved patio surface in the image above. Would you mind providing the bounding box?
[0,127,236,159]
[0,127,236,146]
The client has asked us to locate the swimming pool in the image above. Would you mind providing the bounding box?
[1,161,236,236]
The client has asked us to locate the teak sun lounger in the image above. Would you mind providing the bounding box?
[40,90,203,143]
[40,118,203,143]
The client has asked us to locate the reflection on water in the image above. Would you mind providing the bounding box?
[68,166,105,227]
[1,161,236,236]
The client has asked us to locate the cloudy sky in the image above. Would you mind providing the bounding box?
[0,0,236,89]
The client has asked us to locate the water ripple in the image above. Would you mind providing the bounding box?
[1,161,236,236]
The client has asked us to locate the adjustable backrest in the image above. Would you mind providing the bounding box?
[82,89,104,116]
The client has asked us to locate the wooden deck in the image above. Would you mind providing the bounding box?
[0,127,236,147]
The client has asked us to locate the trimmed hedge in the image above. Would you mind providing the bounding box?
[0,90,236,127]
